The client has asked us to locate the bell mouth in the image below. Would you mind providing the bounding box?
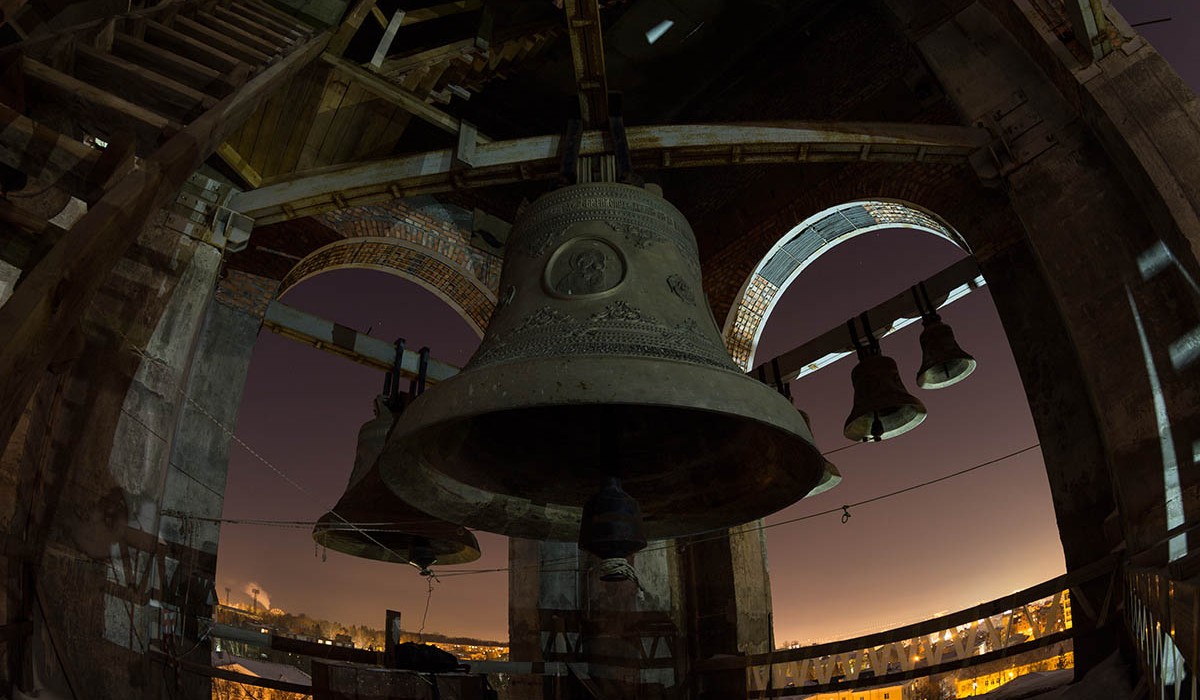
[313,465,482,567]
[380,356,828,541]
[843,405,927,442]
[313,512,482,567]
[917,357,978,390]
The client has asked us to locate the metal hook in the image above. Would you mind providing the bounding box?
[841,506,852,524]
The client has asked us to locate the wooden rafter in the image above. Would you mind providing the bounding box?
[229,122,992,224]
[0,21,330,451]
[563,0,608,127]
[321,53,491,142]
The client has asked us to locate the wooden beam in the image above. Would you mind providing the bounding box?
[321,53,491,142]
[753,257,986,381]
[212,5,295,48]
[216,142,263,187]
[261,300,460,381]
[73,43,216,122]
[231,0,307,40]
[369,9,404,69]
[22,56,182,153]
[563,0,608,127]
[193,10,283,57]
[172,15,272,65]
[231,122,992,224]
[111,33,235,97]
[326,0,379,57]
[144,20,246,73]
[378,38,475,77]
[0,30,331,455]
[405,0,481,25]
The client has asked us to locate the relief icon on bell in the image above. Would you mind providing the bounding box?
[545,233,627,298]
[379,182,836,543]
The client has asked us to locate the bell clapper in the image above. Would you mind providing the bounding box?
[578,476,648,583]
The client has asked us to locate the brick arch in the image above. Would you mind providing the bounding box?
[279,238,497,337]
[720,199,970,369]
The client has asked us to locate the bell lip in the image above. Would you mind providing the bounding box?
[842,406,928,442]
[916,357,978,390]
[312,510,482,567]
[380,355,831,541]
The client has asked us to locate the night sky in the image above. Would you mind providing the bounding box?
[214,0,1197,646]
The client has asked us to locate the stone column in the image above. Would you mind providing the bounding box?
[881,0,1200,674]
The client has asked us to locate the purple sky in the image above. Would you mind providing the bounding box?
[215,0,1197,645]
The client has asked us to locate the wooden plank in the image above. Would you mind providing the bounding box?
[271,62,327,177]
[234,92,268,165]
[22,57,181,154]
[295,69,350,170]
[326,0,378,57]
[193,10,281,56]
[144,20,245,72]
[322,53,491,142]
[404,0,481,25]
[231,0,305,40]
[355,69,423,159]
[216,142,263,187]
[172,16,272,65]
[317,81,369,166]
[73,43,215,123]
[378,38,474,78]
[111,33,233,98]
[563,0,608,127]
[236,0,311,35]
[248,78,289,173]
[368,9,403,69]
[0,30,330,455]
[212,5,294,48]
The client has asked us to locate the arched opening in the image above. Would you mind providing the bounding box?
[723,200,969,370]
[742,220,1064,648]
[214,269,509,655]
[280,237,498,337]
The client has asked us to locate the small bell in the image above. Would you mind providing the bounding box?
[913,283,976,389]
[843,315,927,442]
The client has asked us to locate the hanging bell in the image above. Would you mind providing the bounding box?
[313,396,481,569]
[912,283,976,390]
[844,354,927,441]
[381,182,829,541]
[916,318,977,389]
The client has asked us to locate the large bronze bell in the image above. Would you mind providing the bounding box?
[380,182,829,541]
[313,396,481,570]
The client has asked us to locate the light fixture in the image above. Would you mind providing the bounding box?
[645,19,675,44]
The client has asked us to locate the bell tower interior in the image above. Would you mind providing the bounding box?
[1,0,1199,698]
